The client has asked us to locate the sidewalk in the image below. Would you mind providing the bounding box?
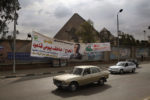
[0,61,149,79]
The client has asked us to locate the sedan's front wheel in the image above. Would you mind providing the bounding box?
[69,82,78,92]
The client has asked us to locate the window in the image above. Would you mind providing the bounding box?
[73,68,83,75]
[128,62,134,66]
[117,62,126,66]
[91,67,100,73]
[83,68,91,75]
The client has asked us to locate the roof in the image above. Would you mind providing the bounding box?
[75,65,99,69]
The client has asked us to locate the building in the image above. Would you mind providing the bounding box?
[99,27,117,46]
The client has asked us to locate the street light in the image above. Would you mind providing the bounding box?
[117,9,123,62]
[143,30,146,40]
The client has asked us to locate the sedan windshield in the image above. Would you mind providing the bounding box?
[116,62,125,66]
[72,68,83,75]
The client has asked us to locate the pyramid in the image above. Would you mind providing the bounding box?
[99,27,116,44]
[99,27,114,38]
[54,13,100,43]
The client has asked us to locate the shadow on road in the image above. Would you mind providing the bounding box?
[8,73,65,84]
[137,66,142,69]
[110,72,139,76]
[51,84,111,98]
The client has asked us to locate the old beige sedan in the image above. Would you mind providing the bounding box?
[53,65,109,91]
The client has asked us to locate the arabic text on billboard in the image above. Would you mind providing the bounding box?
[31,32,74,58]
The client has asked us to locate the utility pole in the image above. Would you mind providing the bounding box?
[117,9,123,62]
[143,30,146,40]
[13,1,17,73]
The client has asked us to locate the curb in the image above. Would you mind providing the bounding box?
[0,70,70,79]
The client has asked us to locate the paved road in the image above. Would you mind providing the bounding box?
[0,63,150,100]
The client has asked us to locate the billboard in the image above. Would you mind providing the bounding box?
[31,32,74,58]
[84,43,111,52]
[31,32,111,59]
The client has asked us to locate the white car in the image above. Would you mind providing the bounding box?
[108,61,136,74]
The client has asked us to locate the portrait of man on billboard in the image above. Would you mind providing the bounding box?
[70,43,82,60]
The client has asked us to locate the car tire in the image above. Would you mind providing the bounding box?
[98,78,105,86]
[132,68,135,73]
[120,69,124,74]
[110,72,113,74]
[69,82,78,92]
[57,86,62,90]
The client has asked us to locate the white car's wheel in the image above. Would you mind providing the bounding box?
[120,69,124,74]
[132,68,135,73]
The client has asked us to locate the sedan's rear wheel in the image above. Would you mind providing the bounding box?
[98,78,105,86]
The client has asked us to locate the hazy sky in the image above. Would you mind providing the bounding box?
[9,0,150,40]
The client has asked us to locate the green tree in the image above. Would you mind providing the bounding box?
[127,34,136,45]
[136,40,140,46]
[0,0,20,39]
[76,19,98,43]
[119,33,136,46]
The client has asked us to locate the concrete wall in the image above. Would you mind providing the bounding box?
[136,47,150,58]
[110,46,131,60]
[0,40,150,65]
[0,40,52,64]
